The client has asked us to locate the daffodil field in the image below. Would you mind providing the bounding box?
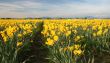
[0,19,110,63]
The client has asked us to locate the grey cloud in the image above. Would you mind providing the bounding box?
[0,0,110,17]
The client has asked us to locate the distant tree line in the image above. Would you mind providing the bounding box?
[0,17,110,19]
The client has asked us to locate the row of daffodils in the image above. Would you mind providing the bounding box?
[0,19,110,63]
[0,19,42,63]
[42,19,110,63]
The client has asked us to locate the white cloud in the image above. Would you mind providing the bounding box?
[0,0,110,17]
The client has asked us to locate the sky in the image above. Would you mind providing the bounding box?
[0,0,110,18]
